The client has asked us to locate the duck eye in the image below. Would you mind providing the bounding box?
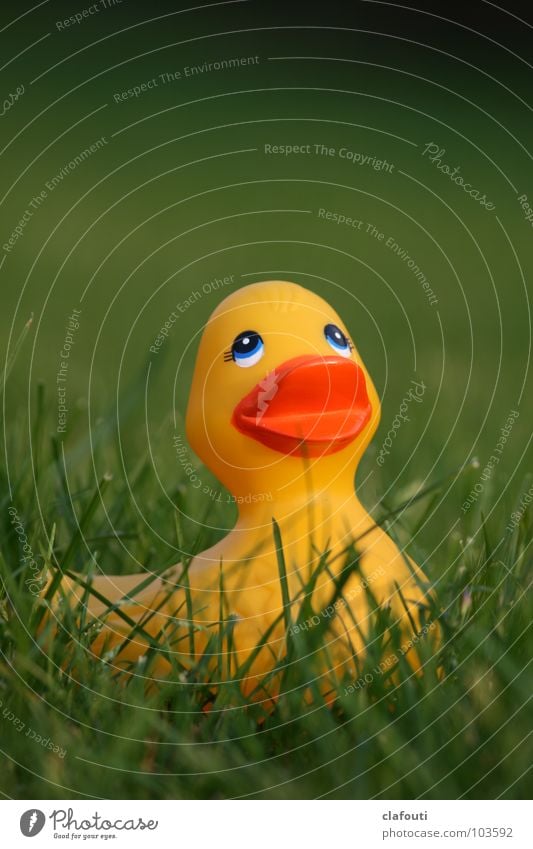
[324,323,351,357]
[230,330,264,367]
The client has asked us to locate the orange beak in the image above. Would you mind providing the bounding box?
[232,355,372,457]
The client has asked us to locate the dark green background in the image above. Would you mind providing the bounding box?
[2,0,532,576]
[1,0,532,803]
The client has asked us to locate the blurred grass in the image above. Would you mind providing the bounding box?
[0,373,531,800]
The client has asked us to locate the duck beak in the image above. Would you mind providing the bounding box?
[232,354,372,456]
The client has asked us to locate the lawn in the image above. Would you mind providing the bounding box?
[1,0,531,802]
[0,352,531,799]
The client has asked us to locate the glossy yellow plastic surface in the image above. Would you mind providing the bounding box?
[55,281,435,697]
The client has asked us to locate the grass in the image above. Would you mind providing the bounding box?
[0,371,531,800]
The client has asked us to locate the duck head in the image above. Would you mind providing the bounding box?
[185,281,381,503]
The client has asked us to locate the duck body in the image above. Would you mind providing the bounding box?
[55,281,435,698]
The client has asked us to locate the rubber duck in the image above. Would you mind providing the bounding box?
[55,281,436,699]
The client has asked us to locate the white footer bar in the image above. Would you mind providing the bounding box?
[2,799,528,848]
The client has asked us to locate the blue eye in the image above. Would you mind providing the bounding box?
[230,330,264,367]
[324,323,351,357]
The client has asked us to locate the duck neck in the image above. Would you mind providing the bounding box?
[230,462,375,550]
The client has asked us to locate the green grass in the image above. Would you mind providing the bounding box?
[1,0,532,803]
[0,374,531,800]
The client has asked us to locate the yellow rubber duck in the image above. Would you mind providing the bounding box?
[55,281,436,699]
